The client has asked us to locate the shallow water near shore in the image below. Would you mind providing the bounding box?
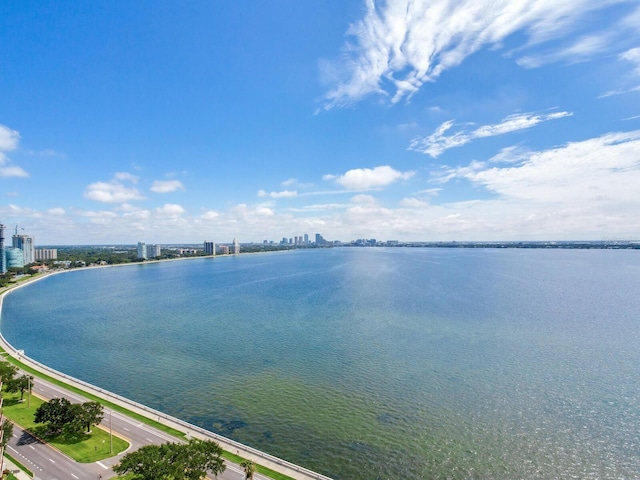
[2,248,640,479]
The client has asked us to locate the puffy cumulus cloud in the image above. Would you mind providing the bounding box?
[201,210,220,220]
[328,165,415,190]
[321,0,634,109]
[0,125,20,151]
[151,180,185,193]
[156,204,186,216]
[410,111,572,157]
[84,173,144,203]
[0,124,29,178]
[84,180,144,203]
[257,189,298,199]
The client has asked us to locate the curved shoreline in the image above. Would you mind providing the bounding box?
[0,272,333,480]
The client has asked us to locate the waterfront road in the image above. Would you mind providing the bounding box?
[10,374,269,480]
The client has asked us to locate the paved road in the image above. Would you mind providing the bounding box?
[9,374,266,480]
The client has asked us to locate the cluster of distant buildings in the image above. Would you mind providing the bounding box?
[0,223,58,274]
[135,238,242,260]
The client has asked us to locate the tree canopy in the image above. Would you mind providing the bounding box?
[113,439,226,480]
[33,398,104,436]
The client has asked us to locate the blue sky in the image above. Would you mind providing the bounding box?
[1,0,639,244]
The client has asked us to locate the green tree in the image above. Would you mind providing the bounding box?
[113,439,226,480]
[0,361,18,384]
[78,401,104,433]
[241,460,256,480]
[34,398,75,434]
[5,374,33,401]
[1,419,13,448]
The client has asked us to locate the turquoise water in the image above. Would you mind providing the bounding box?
[2,248,640,479]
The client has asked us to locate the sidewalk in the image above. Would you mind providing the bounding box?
[2,456,32,480]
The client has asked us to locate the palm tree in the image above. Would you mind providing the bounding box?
[240,460,256,480]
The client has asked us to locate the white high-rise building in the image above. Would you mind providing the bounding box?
[204,241,216,256]
[233,238,240,254]
[137,242,147,260]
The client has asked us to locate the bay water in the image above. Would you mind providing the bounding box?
[1,248,639,479]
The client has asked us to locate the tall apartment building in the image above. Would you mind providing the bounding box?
[0,224,5,274]
[137,242,147,260]
[204,241,216,256]
[5,248,24,269]
[12,230,35,265]
[147,244,161,258]
[35,248,58,261]
[233,238,240,254]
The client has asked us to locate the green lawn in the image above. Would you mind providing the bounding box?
[2,391,129,463]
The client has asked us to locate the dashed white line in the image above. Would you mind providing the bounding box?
[71,474,79,479]
[96,461,109,470]
[48,458,55,464]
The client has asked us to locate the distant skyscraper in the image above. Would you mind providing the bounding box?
[233,238,240,254]
[304,234,309,245]
[0,224,6,273]
[137,242,147,260]
[315,233,326,245]
[204,241,216,256]
[13,230,35,265]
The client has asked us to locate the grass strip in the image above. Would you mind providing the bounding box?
[4,452,33,477]
[2,391,129,463]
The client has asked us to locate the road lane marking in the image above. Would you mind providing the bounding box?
[71,474,79,479]
[48,458,55,463]
[29,445,36,450]
[97,461,109,469]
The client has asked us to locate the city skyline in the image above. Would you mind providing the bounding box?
[1,1,640,244]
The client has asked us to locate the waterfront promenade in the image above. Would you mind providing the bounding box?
[0,274,333,480]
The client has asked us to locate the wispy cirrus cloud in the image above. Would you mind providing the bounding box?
[320,0,636,109]
[410,111,572,157]
[324,165,414,190]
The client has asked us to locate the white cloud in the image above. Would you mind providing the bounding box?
[84,172,144,203]
[0,124,29,178]
[439,130,640,205]
[400,197,429,208]
[156,204,185,216]
[151,180,185,193]
[410,111,572,157]
[350,194,377,204]
[201,210,220,220]
[328,165,415,190]
[0,125,20,151]
[258,189,298,199]
[0,166,29,178]
[321,0,634,109]
[48,207,66,215]
[114,172,139,183]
